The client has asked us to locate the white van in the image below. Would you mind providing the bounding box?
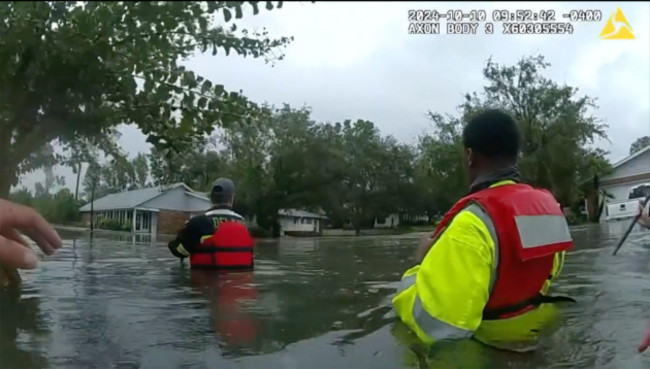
[606,183,650,222]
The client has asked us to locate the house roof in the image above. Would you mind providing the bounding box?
[612,145,650,169]
[278,208,328,219]
[79,183,207,212]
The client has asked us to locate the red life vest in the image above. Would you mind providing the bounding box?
[190,221,254,270]
[432,183,573,320]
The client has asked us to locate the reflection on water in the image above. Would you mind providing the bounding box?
[0,223,650,368]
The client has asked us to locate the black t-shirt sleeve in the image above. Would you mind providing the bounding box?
[177,215,216,252]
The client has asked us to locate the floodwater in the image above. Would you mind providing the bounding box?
[1,223,650,369]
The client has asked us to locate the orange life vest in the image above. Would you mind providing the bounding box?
[432,183,574,320]
[190,221,254,270]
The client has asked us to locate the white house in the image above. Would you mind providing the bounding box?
[374,214,400,228]
[79,183,212,234]
[598,146,650,222]
[277,209,328,236]
[374,213,430,228]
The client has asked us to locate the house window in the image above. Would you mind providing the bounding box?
[294,217,298,224]
[303,218,312,225]
[620,204,626,210]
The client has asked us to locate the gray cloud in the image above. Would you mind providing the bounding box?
[19,1,650,193]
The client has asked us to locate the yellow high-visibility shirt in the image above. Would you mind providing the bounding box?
[392,181,566,344]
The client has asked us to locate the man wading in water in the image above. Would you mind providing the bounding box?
[168,178,254,270]
[392,109,574,345]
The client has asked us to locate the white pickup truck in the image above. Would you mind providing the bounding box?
[605,183,650,222]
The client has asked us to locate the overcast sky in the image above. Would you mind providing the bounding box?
[19,1,650,194]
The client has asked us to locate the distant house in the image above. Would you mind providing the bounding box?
[374,214,400,229]
[597,146,650,222]
[374,213,429,228]
[277,209,328,236]
[79,183,212,234]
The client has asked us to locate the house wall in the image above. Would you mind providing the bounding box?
[598,149,650,222]
[158,209,193,234]
[279,216,320,234]
[374,214,400,229]
[602,149,650,180]
[142,187,212,212]
[81,212,91,226]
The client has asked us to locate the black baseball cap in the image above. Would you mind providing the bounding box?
[211,177,235,196]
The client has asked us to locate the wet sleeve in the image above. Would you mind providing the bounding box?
[415,210,495,334]
[168,216,214,258]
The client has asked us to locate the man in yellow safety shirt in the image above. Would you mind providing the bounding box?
[392,109,574,345]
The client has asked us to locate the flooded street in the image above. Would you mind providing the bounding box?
[2,223,650,369]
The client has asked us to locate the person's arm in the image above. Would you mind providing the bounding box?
[168,225,191,260]
[393,207,494,344]
[168,215,215,259]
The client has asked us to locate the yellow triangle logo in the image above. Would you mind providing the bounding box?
[600,8,635,39]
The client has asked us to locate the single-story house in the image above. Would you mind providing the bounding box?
[597,145,650,222]
[374,214,400,229]
[79,183,212,234]
[374,213,430,228]
[277,209,328,236]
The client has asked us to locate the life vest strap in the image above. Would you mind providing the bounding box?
[192,246,254,254]
[482,293,576,320]
[190,263,254,271]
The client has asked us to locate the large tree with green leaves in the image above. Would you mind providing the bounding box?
[0,1,291,197]
[460,55,610,206]
[415,113,468,217]
[630,136,650,155]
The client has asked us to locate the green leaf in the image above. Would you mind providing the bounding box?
[198,97,207,109]
[235,4,243,18]
[223,8,232,22]
[202,80,212,93]
[198,17,207,32]
[266,1,274,10]
[251,2,259,14]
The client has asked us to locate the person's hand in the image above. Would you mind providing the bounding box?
[639,322,650,353]
[0,198,62,269]
[416,231,436,262]
[638,201,650,229]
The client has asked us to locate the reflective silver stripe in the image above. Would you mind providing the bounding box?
[204,209,244,220]
[514,215,572,248]
[413,296,473,340]
[465,203,499,294]
[397,274,416,294]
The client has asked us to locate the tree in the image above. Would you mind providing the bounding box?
[335,119,404,234]
[460,55,609,206]
[415,114,467,217]
[131,153,149,189]
[259,105,346,234]
[63,131,121,199]
[0,1,292,197]
[630,136,650,155]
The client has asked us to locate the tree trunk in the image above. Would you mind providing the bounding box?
[74,162,82,200]
[90,184,95,233]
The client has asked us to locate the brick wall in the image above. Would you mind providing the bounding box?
[158,209,192,235]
